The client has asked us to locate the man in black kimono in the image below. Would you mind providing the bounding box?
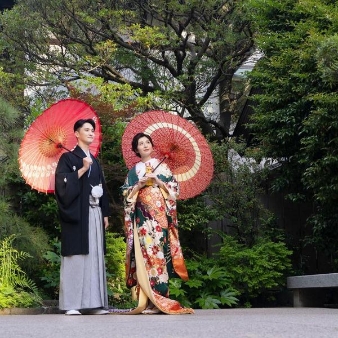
[55,118,110,315]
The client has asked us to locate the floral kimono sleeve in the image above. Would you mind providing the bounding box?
[121,166,141,287]
[157,163,179,220]
[121,167,138,232]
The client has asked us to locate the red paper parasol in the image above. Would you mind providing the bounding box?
[19,98,102,193]
[122,110,214,199]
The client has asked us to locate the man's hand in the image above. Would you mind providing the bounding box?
[104,217,109,229]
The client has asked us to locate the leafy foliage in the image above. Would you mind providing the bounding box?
[316,34,338,85]
[217,234,292,306]
[39,239,61,299]
[169,233,292,308]
[99,118,129,233]
[177,195,219,255]
[207,140,278,246]
[103,233,137,308]
[0,0,254,138]
[104,232,134,307]
[169,256,239,309]
[18,191,60,239]
[0,235,42,308]
[0,197,51,274]
[176,138,282,257]
[0,96,24,191]
[246,0,338,268]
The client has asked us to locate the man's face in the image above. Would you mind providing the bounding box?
[75,122,95,145]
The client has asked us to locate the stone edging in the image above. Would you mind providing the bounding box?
[0,306,62,315]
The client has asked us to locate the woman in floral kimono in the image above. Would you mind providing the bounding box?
[121,133,194,315]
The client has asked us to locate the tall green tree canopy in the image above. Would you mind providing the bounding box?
[0,0,253,138]
[0,96,23,186]
[247,0,338,257]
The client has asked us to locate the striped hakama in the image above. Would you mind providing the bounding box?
[59,196,108,310]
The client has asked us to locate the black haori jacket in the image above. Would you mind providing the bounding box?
[55,145,110,256]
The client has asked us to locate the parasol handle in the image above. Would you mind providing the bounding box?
[143,154,169,176]
[56,143,83,159]
[152,154,169,172]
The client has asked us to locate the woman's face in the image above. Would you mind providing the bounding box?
[137,136,153,160]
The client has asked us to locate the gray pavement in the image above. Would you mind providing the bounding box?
[1,308,338,338]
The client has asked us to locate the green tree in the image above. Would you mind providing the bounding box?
[207,139,279,246]
[0,96,22,188]
[0,197,50,273]
[246,0,338,268]
[0,97,51,272]
[0,0,254,138]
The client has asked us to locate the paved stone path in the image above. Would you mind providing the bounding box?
[1,308,337,338]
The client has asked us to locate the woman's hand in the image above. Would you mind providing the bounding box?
[137,176,149,189]
[133,174,165,194]
[145,173,165,188]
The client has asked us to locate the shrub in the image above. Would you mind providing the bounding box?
[218,234,292,306]
[169,255,239,309]
[39,238,61,299]
[0,197,51,275]
[105,232,136,308]
[0,235,42,309]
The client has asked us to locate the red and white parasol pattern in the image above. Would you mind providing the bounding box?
[122,110,214,199]
[19,98,102,193]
